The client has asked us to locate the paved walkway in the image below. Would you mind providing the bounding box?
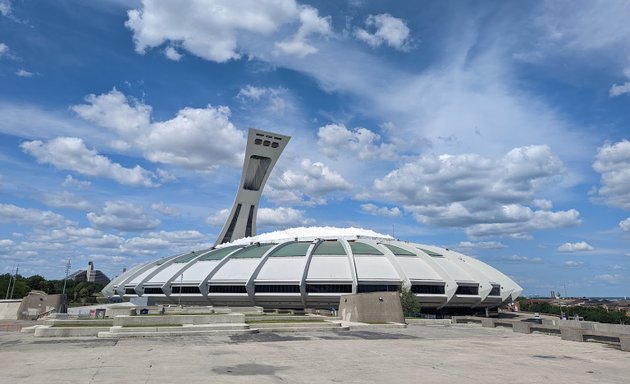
[1,324,628,383]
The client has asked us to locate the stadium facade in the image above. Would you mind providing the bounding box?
[103,129,522,312]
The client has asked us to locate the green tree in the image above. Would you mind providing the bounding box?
[27,275,47,291]
[73,282,103,304]
[400,286,420,316]
[0,274,31,299]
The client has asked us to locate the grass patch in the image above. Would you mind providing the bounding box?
[121,324,183,328]
[246,319,326,324]
[51,323,111,328]
[136,312,218,316]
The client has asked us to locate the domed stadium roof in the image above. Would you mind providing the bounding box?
[103,226,522,311]
[103,129,522,312]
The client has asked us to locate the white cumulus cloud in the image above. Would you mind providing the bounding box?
[207,207,312,228]
[0,203,72,228]
[564,260,584,268]
[151,202,181,217]
[126,0,329,62]
[557,241,593,252]
[0,0,10,16]
[609,82,630,97]
[457,241,506,250]
[62,175,91,188]
[354,13,411,50]
[594,273,622,284]
[496,254,543,264]
[15,69,33,77]
[275,5,332,57]
[592,140,630,209]
[237,85,291,112]
[73,89,246,170]
[257,207,313,227]
[267,158,352,205]
[164,45,183,61]
[21,137,158,187]
[317,123,396,161]
[42,191,93,211]
[619,217,630,232]
[87,201,160,231]
[363,144,577,238]
[360,203,402,218]
[72,88,151,140]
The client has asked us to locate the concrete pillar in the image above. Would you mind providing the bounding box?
[620,336,630,352]
[481,318,496,328]
[560,328,586,342]
[512,322,532,334]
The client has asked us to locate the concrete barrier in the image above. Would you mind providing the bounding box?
[246,315,327,322]
[405,318,452,326]
[560,327,586,342]
[558,320,630,335]
[45,319,113,327]
[451,316,482,325]
[98,326,257,338]
[107,323,250,333]
[252,322,339,329]
[620,336,630,352]
[0,300,22,320]
[34,326,110,337]
[481,318,496,328]
[512,322,532,334]
[339,292,404,324]
[113,313,245,327]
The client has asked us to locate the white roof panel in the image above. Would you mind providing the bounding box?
[431,257,476,283]
[211,259,262,282]
[306,256,352,281]
[396,256,443,281]
[128,265,160,285]
[256,257,306,282]
[354,256,399,281]
[180,260,220,283]
[146,264,185,284]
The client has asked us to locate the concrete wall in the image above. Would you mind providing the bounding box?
[339,292,404,324]
[113,313,245,327]
[557,319,630,335]
[17,292,64,320]
[0,300,22,320]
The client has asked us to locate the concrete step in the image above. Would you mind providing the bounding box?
[20,325,46,334]
[97,328,257,338]
[34,326,111,337]
[113,313,245,327]
[107,323,250,333]
[252,324,350,333]
[250,321,339,329]
[245,315,331,322]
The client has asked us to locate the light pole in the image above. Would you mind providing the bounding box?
[4,265,15,300]
[61,258,71,313]
[61,258,71,295]
[8,266,18,300]
[178,273,183,307]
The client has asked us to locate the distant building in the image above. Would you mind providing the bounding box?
[68,261,110,286]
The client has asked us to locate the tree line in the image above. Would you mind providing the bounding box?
[519,299,629,324]
[1,273,104,304]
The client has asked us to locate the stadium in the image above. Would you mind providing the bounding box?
[103,129,522,313]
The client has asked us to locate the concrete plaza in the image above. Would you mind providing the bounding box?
[1,324,628,383]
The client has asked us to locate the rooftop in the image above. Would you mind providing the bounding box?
[1,323,627,383]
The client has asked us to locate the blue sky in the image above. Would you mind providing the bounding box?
[1,0,629,297]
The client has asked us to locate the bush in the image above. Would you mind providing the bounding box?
[400,286,420,316]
